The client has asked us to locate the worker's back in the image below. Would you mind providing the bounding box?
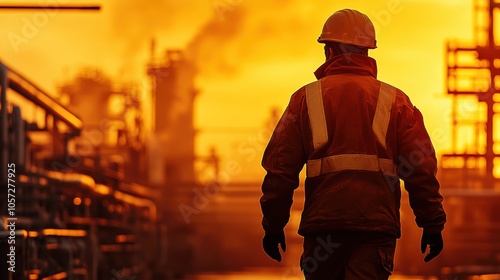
[280,53,407,237]
[260,10,445,279]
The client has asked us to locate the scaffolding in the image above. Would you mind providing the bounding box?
[441,0,500,188]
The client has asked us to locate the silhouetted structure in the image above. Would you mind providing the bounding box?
[61,70,147,183]
[147,50,197,185]
[441,0,500,188]
[0,62,165,280]
[397,1,500,278]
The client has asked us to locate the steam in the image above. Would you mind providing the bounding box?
[110,0,322,79]
[186,5,245,77]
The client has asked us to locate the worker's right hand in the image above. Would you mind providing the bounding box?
[420,231,443,262]
[262,230,286,262]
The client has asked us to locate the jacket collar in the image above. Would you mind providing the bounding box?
[314,53,378,80]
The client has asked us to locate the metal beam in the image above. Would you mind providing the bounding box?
[447,90,489,95]
[0,5,100,11]
[485,0,496,181]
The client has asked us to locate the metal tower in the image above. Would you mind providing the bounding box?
[441,0,500,188]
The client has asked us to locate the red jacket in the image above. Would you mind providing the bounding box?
[260,54,446,238]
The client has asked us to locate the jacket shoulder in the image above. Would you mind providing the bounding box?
[381,82,414,110]
[287,82,313,114]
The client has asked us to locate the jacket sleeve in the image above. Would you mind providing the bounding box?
[397,105,446,234]
[260,95,306,234]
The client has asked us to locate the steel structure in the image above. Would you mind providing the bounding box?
[0,62,166,280]
[441,0,500,188]
[394,1,500,278]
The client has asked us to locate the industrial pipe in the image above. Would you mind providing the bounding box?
[0,62,8,186]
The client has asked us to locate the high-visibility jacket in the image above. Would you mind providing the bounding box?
[260,54,446,238]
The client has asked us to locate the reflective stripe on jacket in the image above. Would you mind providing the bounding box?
[305,79,398,178]
[260,54,446,237]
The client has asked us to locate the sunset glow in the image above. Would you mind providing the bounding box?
[0,1,475,181]
[3,1,500,278]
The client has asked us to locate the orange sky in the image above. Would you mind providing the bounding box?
[0,0,476,181]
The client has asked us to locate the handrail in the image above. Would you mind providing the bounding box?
[4,62,82,131]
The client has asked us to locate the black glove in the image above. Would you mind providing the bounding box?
[420,231,443,262]
[263,231,286,262]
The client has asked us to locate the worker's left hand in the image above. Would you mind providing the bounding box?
[420,231,443,262]
[263,230,286,262]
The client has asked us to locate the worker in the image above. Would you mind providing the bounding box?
[260,9,446,280]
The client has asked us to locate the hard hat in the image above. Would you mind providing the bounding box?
[318,9,377,49]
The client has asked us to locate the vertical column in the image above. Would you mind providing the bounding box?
[0,63,8,186]
[485,0,496,184]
